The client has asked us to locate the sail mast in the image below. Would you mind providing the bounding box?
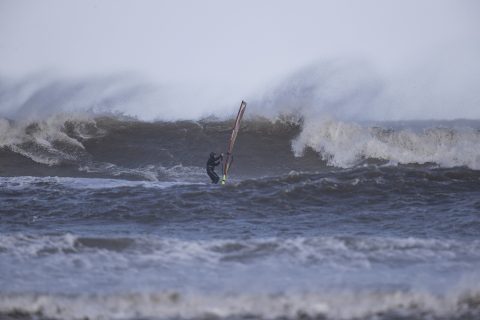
[221,100,247,185]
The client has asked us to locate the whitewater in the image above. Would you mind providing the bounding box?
[1,101,480,320]
[1,54,480,320]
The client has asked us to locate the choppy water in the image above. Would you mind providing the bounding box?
[1,115,480,320]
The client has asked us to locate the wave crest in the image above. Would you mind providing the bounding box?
[293,118,480,169]
[1,114,479,178]
[0,113,100,165]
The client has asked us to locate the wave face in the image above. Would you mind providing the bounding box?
[1,114,480,180]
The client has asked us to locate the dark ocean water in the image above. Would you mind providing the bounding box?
[1,115,480,320]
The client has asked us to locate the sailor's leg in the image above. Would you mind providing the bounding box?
[207,168,219,183]
[211,170,219,184]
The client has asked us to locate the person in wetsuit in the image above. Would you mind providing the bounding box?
[206,152,223,184]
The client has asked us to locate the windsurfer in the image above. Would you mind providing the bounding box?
[206,152,223,184]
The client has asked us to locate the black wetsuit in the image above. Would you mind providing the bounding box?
[206,154,222,184]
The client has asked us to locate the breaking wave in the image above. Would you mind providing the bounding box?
[293,117,480,169]
[0,114,479,179]
[1,289,480,320]
[1,61,480,177]
[1,233,480,320]
[1,233,480,267]
[0,113,98,166]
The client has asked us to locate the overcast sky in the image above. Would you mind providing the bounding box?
[1,0,479,119]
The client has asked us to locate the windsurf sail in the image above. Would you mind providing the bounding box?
[221,100,247,185]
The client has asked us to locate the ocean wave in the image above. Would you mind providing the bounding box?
[1,288,480,320]
[1,234,479,269]
[1,114,479,179]
[293,117,480,170]
[1,234,480,320]
[0,113,99,166]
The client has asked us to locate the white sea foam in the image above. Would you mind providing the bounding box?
[1,234,479,319]
[292,118,480,169]
[1,234,479,269]
[79,163,207,182]
[0,176,204,191]
[0,287,480,320]
[0,113,97,165]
